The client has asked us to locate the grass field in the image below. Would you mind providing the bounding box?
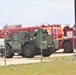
[0,56,76,75]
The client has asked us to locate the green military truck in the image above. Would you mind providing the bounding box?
[0,29,58,58]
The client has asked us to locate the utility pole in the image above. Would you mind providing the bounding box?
[40,25,43,62]
[73,0,76,60]
[4,23,8,66]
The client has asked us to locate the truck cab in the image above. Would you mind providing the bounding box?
[5,31,29,58]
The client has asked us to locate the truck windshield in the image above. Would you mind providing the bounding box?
[13,32,19,42]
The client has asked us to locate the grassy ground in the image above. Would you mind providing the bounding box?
[0,56,76,75]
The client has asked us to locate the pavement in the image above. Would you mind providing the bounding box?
[0,57,42,66]
[0,49,75,66]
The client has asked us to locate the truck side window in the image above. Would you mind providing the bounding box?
[13,32,19,42]
[21,32,25,39]
[21,32,29,39]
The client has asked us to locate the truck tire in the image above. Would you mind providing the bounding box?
[42,49,52,57]
[22,44,35,58]
[6,44,14,58]
[63,41,73,53]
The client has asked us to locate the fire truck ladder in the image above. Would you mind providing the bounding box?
[73,25,76,60]
[6,24,22,28]
[52,25,58,41]
[52,25,58,49]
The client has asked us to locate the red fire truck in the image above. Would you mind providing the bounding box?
[0,24,75,53]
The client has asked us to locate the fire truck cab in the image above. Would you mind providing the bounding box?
[62,25,76,53]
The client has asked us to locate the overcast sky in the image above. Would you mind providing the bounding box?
[0,0,74,28]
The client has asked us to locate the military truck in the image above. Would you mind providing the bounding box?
[0,29,58,58]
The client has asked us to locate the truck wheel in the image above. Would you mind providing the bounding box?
[6,44,14,58]
[43,49,52,57]
[22,44,35,58]
[63,41,73,53]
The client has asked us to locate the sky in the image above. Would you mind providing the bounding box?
[0,0,75,28]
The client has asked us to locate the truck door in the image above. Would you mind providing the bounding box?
[12,32,21,53]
